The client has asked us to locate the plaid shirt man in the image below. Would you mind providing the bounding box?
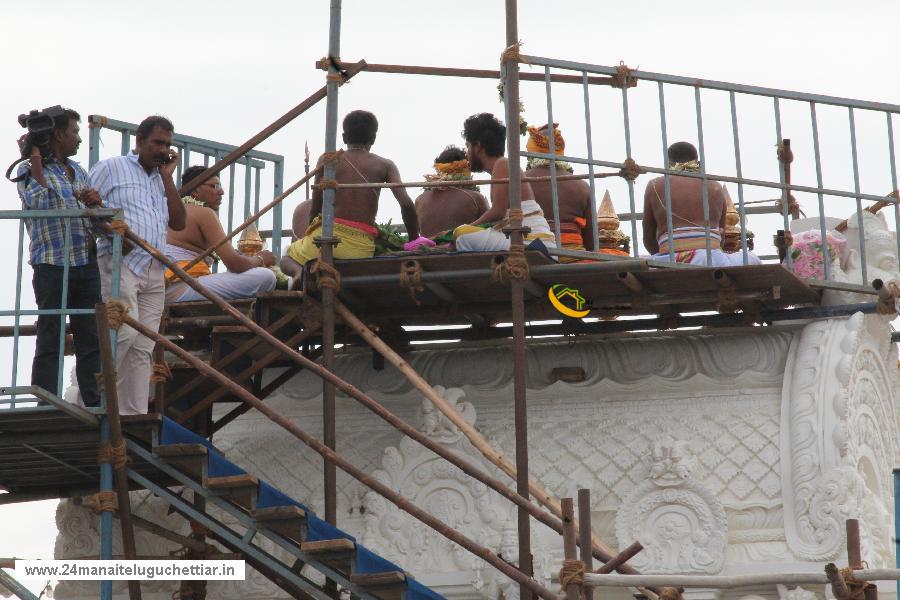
[16,159,95,266]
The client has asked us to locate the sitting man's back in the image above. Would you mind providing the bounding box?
[643,141,760,266]
[524,124,595,256]
[415,145,488,238]
[281,110,422,279]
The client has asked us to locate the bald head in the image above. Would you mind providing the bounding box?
[668,142,698,164]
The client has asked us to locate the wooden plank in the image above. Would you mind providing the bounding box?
[300,538,355,554]
[252,505,307,541]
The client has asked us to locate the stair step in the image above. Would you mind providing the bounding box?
[351,571,407,600]
[251,505,307,541]
[154,443,208,479]
[300,538,355,572]
[205,474,259,509]
[121,414,163,445]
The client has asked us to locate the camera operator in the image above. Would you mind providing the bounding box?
[15,108,103,407]
[89,115,186,415]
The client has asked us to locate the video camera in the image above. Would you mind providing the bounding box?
[17,105,67,159]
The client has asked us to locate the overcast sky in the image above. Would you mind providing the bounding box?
[1,0,899,594]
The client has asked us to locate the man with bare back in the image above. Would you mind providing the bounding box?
[524,123,595,255]
[642,141,760,265]
[453,113,555,252]
[415,145,488,238]
[280,110,427,278]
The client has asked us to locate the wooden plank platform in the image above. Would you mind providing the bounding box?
[325,252,819,322]
[0,408,163,498]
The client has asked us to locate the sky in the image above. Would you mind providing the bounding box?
[1,0,899,595]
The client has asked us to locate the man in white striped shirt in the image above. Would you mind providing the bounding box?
[90,116,186,414]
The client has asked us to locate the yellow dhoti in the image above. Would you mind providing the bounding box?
[286,216,377,266]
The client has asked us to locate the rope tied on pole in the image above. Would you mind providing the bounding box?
[321,149,344,165]
[559,559,586,600]
[400,260,425,305]
[326,72,344,84]
[310,260,341,292]
[150,362,174,383]
[658,587,686,600]
[492,245,530,284]
[105,300,129,330]
[313,179,340,191]
[611,61,637,88]
[500,41,526,65]
[97,440,129,470]
[81,491,118,514]
[839,567,868,600]
[618,158,643,181]
[775,195,803,217]
[875,280,900,315]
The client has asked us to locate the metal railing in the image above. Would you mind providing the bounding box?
[0,208,122,409]
[518,55,900,285]
[87,115,287,259]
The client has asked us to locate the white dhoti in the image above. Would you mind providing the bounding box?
[650,227,761,266]
[164,244,277,303]
[454,200,557,252]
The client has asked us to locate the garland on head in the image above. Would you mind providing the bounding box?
[424,159,480,191]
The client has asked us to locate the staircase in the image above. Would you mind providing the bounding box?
[125,416,443,600]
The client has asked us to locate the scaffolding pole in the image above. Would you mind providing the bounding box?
[502,1,533,598]
[319,0,342,527]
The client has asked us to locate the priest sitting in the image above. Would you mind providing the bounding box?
[164,165,276,303]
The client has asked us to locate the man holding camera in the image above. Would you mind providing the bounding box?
[89,115,187,415]
[15,107,103,407]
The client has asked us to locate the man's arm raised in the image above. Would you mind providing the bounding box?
[386,159,420,240]
[161,151,186,231]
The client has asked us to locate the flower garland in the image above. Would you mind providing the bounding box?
[525,156,574,173]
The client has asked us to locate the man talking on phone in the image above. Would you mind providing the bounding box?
[89,115,186,414]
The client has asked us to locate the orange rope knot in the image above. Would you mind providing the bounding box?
[150,362,173,383]
[491,244,530,283]
[321,149,344,165]
[98,441,129,470]
[326,72,344,84]
[310,260,341,292]
[839,567,867,600]
[400,260,425,305]
[775,194,803,217]
[611,61,637,88]
[618,158,643,181]
[81,491,118,514]
[876,281,900,316]
[500,41,525,65]
[659,587,686,600]
[105,300,129,330]
[776,142,794,163]
[506,208,525,226]
[314,179,340,191]
[108,219,129,237]
[89,116,109,129]
[558,558,586,600]
[773,230,794,254]
[717,286,740,314]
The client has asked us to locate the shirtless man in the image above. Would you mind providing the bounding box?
[281,110,428,279]
[415,145,488,238]
[165,165,276,302]
[642,141,759,265]
[524,123,596,254]
[453,113,555,252]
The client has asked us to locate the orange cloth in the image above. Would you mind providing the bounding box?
[164,260,211,283]
[599,248,630,257]
[526,123,565,155]
[551,217,587,247]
